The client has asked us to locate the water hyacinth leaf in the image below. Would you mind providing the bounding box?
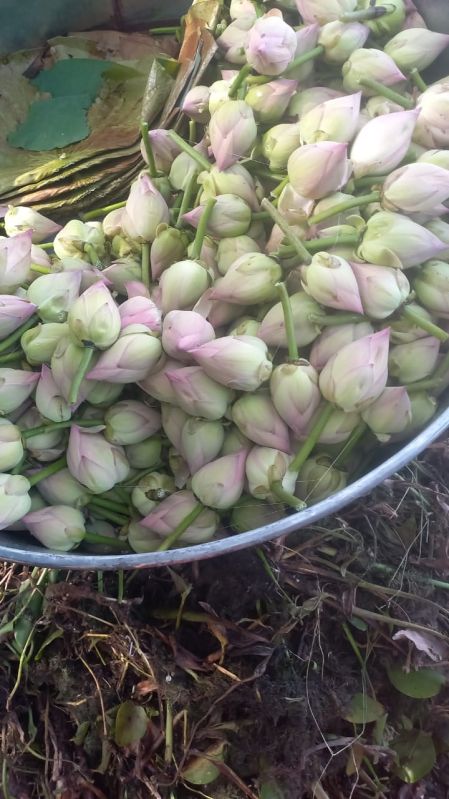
[343,693,385,724]
[181,741,225,785]
[392,730,436,784]
[114,701,148,747]
[387,665,446,698]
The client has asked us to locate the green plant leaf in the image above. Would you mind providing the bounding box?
[343,693,385,724]
[388,665,446,698]
[260,779,286,799]
[392,730,436,783]
[182,741,225,785]
[114,701,148,747]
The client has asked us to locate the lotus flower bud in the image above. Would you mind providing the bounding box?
[217,17,253,65]
[160,404,189,454]
[184,194,252,239]
[388,303,433,345]
[0,474,31,531]
[319,328,390,412]
[312,406,360,445]
[361,386,412,442]
[285,23,320,81]
[162,311,215,363]
[23,505,85,551]
[102,207,124,238]
[246,79,298,124]
[296,455,347,503]
[401,392,437,436]
[208,79,233,115]
[289,87,344,119]
[181,418,225,473]
[210,253,282,305]
[209,100,257,170]
[302,253,363,314]
[0,231,32,293]
[141,490,218,544]
[231,495,284,532]
[67,426,129,494]
[118,294,161,333]
[150,226,188,280]
[296,0,357,24]
[87,328,162,383]
[102,258,141,294]
[159,260,211,314]
[418,150,449,171]
[350,109,419,179]
[50,337,92,405]
[358,211,447,269]
[0,368,39,414]
[202,294,245,328]
[68,282,121,350]
[85,382,123,408]
[270,361,321,437]
[181,85,211,122]
[259,291,322,348]
[141,128,181,173]
[191,450,247,510]
[232,392,290,452]
[426,220,449,263]
[351,262,410,320]
[266,222,307,256]
[230,0,257,20]
[131,472,175,516]
[0,419,23,471]
[382,163,449,216]
[244,13,296,76]
[170,142,209,192]
[0,296,36,340]
[121,174,169,243]
[216,235,261,275]
[245,446,296,501]
[27,270,82,323]
[138,358,182,404]
[288,141,352,200]
[198,164,259,211]
[318,21,369,63]
[53,220,105,262]
[364,96,404,119]
[310,322,374,371]
[189,335,272,391]
[414,83,449,149]
[31,243,52,271]
[186,236,218,271]
[389,337,440,384]
[342,48,406,95]
[103,401,161,445]
[36,468,90,509]
[4,206,61,243]
[19,406,65,462]
[220,425,252,456]
[386,27,449,72]
[168,448,190,489]
[166,366,234,420]
[126,436,162,470]
[127,521,160,553]
[262,123,302,171]
[414,260,449,318]
[228,317,260,337]
[358,0,405,36]
[299,93,361,145]
[35,365,71,423]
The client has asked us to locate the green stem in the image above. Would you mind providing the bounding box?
[176,170,198,228]
[262,198,312,264]
[409,68,427,93]
[89,495,130,515]
[68,346,95,406]
[340,5,393,21]
[87,504,129,527]
[157,503,204,551]
[141,242,151,289]
[270,481,305,511]
[0,350,22,363]
[246,75,271,86]
[290,403,334,473]
[251,211,270,221]
[406,378,443,392]
[229,64,253,98]
[308,192,380,226]
[167,130,211,172]
[372,562,449,591]
[84,243,102,267]
[358,78,414,110]
[149,25,180,35]
[284,45,324,75]
[38,243,53,251]
[0,315,38,355]
[27,457,67,487]
[188,120,197,145]
[304,232,360,254]
[309,312,367,327]
[22,419,104,439]
[276,282,299,361]
[333,422,368,469]
[83,532,131,551]
[30,264,52,275]
[354,175,388,189]
[190,198,217,260]
[82,200,126,222]
[401,305,449,343]
[271,175,289,199]
[140,122,158,179]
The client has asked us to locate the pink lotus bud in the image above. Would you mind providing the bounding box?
[231,392,291,451]
[181,418,225,473]
[102,207,124,238]
[23,505,85,551]
[296,0,357,25]
[259,291,322,348]
[138,358,183,404]
[0,419,23,471]
[122,174,169,243]
[184,194,252,238]
[198,164,259,211]
[265,222,307,255]
[131,471,175,515]
[262,123,302,171]
[169,141,210,190]
[287,141,352,200]
[288,24,320,81]
[141,128,181,173]
[230,0,257,20]
[302,253,363,314]
[358,211,447,269]
[246,78,298,124]
[4,206,60,243]
[27,270,82,323]
[150,226,188,280]
[351,109,419,179]
[207,78,232,114]
[37,468,90,509]
[270,360,321,436]
[318,21,369,63]
[342,48,406,94]
[296,455,347,502]
[162,311,215,363]
[299,93,361,145]
[402,392,437,436]
[119,295,161,332]
[418,149,449,171]
[189,335,272,391]
[181,85,211,122]
[128,521,161,553]
[221,425,252,455]
[50,337,94,405]
[84,380,123,407]
[0,368,39,414]
[415,260,449,318]
[0,231,32,292]
[186,236,218,271]
[351,262,410,319]
[30,243,52,270]
[385,28,449,73]
[359,0,405,36]
[389,337,440,383]
[245,13,297,76]
[35,364,71,422]
[210,253,282,305]
[217,17,253,65]
[53,220,105,262]
[364,96,404,119]
[159,260,211,313]
[361,386,412,442]
[426,219,449,262]
[166,366,234,420]
[310,321,374,370]
[0,474,31,531]
[289,86,344,119]
[388,303,434,345]
[228,317,260,337]
[0,296,36,339]
[141,490,218,544]
[126,435,162,470]
[20,321,66,366]
[198,292,244,329]
[104,401,161,445]
[319,328,390,412]
[382,162,449,216]
[67,425,129,494]
[312,406,360,444]
[161,404,189,453]
[19,406,65,462]
[101,258,141,294]
[87,327,162,383]
[277,184,314,226]
[191,450,247,509]
[216,235,261,275]
[68,282,121,349]
[209,100,257,170]
[245,446,296,501]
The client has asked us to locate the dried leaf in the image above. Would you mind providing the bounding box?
[388,665,446,698]
[393,629,449,663]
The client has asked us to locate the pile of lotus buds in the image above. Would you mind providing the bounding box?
[1,0,449,554]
